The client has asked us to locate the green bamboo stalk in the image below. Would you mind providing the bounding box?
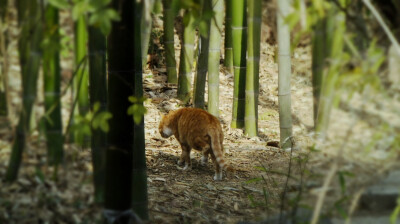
[75,15,89,115]
[223,0,233,75]
[141,0,155,69]
[315,7,346,137]
[193,0,211,109]
[72,14,90,145]
[244,0,261,137]
[88,25,107,203]
[177,10,196,103]
[311,17,326,126]
[0,0,8,116]
[132,1,148,220]
[6,0,42,181]
[162,0,178,83]
[231,0,246,128]
[43,4,64,167]
[277,0,293,149]
[207,0,224,117]
[105,0,134,220]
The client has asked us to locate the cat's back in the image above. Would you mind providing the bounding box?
[176,108,221,129]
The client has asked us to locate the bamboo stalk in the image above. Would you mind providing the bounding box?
[231,0,247,128]
[6,0,42,181]
[162,0,178,83]
[193,0,211,109]
[132,1,149,220]
[0,0,8,116]
[315,8,345,137]
[105,0,134,217]
[277,0,293,149]
[177,10,196,103]
[72,14,90,145]
[88,25,107,203]
[223,0,233,75]
[311,18,326,126]
[43,4,64,167]
[207,0,224,117]
[141,0,155,69]
[244,0,261,137]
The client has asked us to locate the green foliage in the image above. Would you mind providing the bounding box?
[391,197,400,224]
[47,0,120,35]
[71,101,112,145]
[127,96,147,125]
[171,0,214,38]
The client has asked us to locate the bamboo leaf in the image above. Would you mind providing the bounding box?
[48,0,70,9]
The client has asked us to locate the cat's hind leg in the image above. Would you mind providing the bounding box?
[210,153,223,181]
[180,144,192,170]
[193,136,210,166]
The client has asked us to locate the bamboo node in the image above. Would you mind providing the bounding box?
[231,26,247,30]
[278,92,291,96]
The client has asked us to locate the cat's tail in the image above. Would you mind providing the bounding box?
[209,130,234,172]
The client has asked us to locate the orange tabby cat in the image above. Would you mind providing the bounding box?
[159,107,232,180]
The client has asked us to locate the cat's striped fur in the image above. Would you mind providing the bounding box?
[159,108,233,180]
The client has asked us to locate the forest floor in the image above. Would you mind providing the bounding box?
[1,4,400,224]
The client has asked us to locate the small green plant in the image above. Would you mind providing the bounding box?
[70,101,112,145]
[127,96,147,125]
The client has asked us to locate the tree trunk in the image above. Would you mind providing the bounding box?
[207,0,224,117]
[5,0,42,181]
[277,0,293,149]
[88,25,107,204]
[231,0,247,128]
[244,0,261,137]
[177,10,196,103]
[43,4,64,168]
[162,0,178,83]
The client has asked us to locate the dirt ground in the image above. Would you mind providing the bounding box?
[1,2,400,224]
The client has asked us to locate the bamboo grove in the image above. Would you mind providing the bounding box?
[2,0,398,223]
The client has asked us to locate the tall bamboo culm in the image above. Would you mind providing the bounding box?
[207,0,224,117]
[132,0,149,220]
[244,0,261,137]
[75,15,89,115]
[88,25,107,204]
[177,10,196,103]
[315,7,345,137]
[193,0,211,109]
[141,0,155,69]
[105,0,135,221]
[223,0,233,75]
[231,0,247,128]
[6,0,42,181]
[43,4,64,168]
[312,18,326,126]
[0,0,8,117]
[162,0,178,83]
[277,0,293,149]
